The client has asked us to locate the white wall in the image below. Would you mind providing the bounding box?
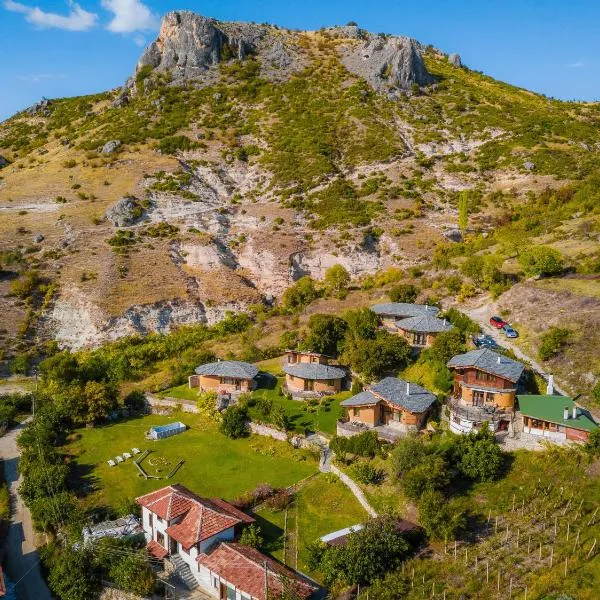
[523,426,566,441]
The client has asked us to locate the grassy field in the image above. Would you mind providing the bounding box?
[255,473,368,574]
[66,412,318,513]
[157,383,198,402]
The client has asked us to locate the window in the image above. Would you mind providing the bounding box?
[304,379,315,391]
[311,356,318,363]
[212,576,219,589]
[413,332,427,346]
[148,513,153,528]
[476,371,494,382]
[352,408,359,417]
[157,531,165,546]
[472,391,485,406]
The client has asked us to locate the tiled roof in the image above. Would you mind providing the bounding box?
[147,540,169,559]
[198,542,315,600]
[136,485,254,551]
[447,348,525,383]
[396,315,453,333]
[195,360,259,379]
[371,302,439,318]
[340,391,380,407]
[283,362,345,380]
[518,395,598,432]
[370,377,436,413]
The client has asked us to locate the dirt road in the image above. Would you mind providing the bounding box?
[1,421,53,600]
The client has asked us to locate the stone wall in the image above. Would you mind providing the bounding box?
[248,421,288,442]
[145,393,199,413]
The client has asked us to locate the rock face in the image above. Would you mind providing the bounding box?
[105,197,146,227]
[136,11,303,83]
[341,35,434,93]
[448,53,462,67]
[101,140,121,154]
[26,97,52,116]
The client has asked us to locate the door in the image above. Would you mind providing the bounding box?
[219,583,227,600]
[170,538,178,555]
[473,391,485,406]
[304,379,314,392]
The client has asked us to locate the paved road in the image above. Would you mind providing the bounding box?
[1,421,53,600]
[461,303,569,396]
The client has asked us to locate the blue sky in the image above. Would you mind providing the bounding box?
[1,0,600,121]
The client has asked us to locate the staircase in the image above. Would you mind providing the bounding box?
[170,554,199,591]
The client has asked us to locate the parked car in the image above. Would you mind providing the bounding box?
[473,334,499,349]
[490,316,507,329]
[502,325,519,338]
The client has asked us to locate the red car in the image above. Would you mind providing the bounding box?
[490,316,507,329]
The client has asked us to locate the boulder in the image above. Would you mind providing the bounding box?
[523,161,535,171]
[444,229,463,243]
[105,197,146,227]
[448,53,462,67]
[26,97,52,116]
[101,140,122,154]
[112,90,129,108]
[0,155,9,169]
[33,234,45,243]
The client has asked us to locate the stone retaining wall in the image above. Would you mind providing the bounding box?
[145,393,199,413]
[248,421,287,442]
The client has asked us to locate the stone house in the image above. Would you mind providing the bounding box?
[283,350,346,397]
[189,360,259,393]
[447,348,525,434]
[395,314,452,348]
[371,302,439,331]
[339,376,436,435]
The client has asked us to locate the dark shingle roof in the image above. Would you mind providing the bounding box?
[340,391,379,407]
[396,315,453,333]
[371,302,439,318]
[283,363,346,380]
[447,348,525,383]
[195,360,259,379]
[371,377,436,413]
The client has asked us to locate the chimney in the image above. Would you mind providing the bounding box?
[573,405,578,419]
[497,356,501,364]
[546,375,554,396]
[563,407,569,420]
[406,382,410,395]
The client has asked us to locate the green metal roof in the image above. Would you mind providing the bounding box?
[518,395,598,432]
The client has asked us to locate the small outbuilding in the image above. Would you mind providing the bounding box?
[189,360,259,393]
[283,362,346,397]
[396,315,452,348]
[148,421,187,440]
[518,395,598,443]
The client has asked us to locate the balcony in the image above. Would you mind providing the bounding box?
[447,398,512,424]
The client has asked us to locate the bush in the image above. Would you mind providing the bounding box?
[518,246,564,277]
[402,454,449,500]
[281,276,319,312]
[220,405,249,438]
[239,524,264,548]
[197,390,221,420]
[330,431,380,458]
[350,461,384,485]
[265,489,294,511]
[418,489,465,540]
[324,264,351,298]
[158,135,199,154]
[389,283,418,303]
[538,327,571,361]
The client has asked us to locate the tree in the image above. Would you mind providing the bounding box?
[585,429,600,456]
[324,264,350,298]
[458,190,469,232]
[281,277,319,312]
[197,390,221,420]
[300,314,347,356]
[44,544,99,600]
[389,283,419,303]
[108,553,155,595]
[123,389,146,413]
[240,524,264,548]
[455,424,504,482]
[402,454,450,500]
[429,329,465,364]
[391,435,431,478]
[83,380,117,425]
[518,246,564,277]
[538,327,571,361]
[418,490,465,540]
[342,308,379,340]
[220,405,250,438]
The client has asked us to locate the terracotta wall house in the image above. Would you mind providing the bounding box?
[189,360,259,393]
[447,348,525,434]
[371,302,439,331]
[283,362,346,396]
[284,350,330,365]
[395,315,452,348]
[340,377,436,433]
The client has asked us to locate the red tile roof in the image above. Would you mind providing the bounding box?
[197,542,316,600]
[147,540,169,560]
[136,484,254,551]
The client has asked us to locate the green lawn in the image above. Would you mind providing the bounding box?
[255,473,368,574]
[158,383,198,402]
[249,376,351,436]
[66,412,318,513]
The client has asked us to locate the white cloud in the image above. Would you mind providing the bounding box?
[566,61,585,68]
[4,0,97,31]
[101,0,158,33]
[18,73,67,83]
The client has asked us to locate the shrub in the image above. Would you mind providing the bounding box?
[324,264,351,298]
[350,462,384,485]
[389,283,418,303]
[158,135,199,154]
[196,390,221,420]
[518,246,564,277]
[330,431,380,458]
[220,405,249,438]
[265,489,294,511]
[418,490,466,540]
[239,524,263,548]
[538,327,571,361]
[281,276,319,312]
